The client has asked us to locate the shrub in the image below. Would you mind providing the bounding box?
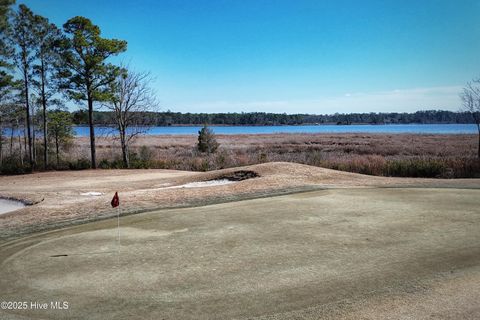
[125,146,153,169]
[68,158,91,170]
[385,158,446,178]
[257,152,268,163]
[98,159,111,169]
[200,158,210,171]
[197,125,219,153]
[139,146,153,162]
[98,159,125,169]
[0,156,32,175]
[215,150,229,169]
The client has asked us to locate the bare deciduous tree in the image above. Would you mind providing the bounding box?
[460,79,480,158]
[105,68,158,168]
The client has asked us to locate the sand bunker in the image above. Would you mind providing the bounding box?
[164,179,235,189]
[80,192,104,196]
[162,170,259,189]
[0,199,25,215]
[78,171,259,193]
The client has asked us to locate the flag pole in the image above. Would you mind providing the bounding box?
[111,191,120,255]
[117,205,120,252]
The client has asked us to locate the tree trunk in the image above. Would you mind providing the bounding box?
[41,59,48,170]
[32,115,36,163]
[55,132,59,167]
[87,95,96,169]
[23,118,27,155]
[121,143,129,168]
[22,57,33,168]
[0,123,3,166]
[18,123,23,166]
[10,124,14,155]
[477,123,480,159]
[120,126,128,168]
[478,134,480,159]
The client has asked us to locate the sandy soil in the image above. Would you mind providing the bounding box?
[0,199,24,215]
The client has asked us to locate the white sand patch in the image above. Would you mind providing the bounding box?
[155,183,172,187]
[80,192,104,196]
[163,179,235,189]
[0,199,25,215]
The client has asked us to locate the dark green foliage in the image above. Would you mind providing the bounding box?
[197,125,219,153]
[124,146,154,169]
[58,16,127,103]
[0,0,14,59]
[1,4,134,174]
[0,37,14,104]
[58,16,127,169]
[47,110,74,166]
[31,13,63,170]
[0,0,14,29]
[48,110,74,138]
[0,69,14,105]
[70,110,478,126]
[67,158,90,171]
[32,15,61,170]
[0,154,32,175]
[98,158,125,169]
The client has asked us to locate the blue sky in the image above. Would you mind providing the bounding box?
[20,0,480,114]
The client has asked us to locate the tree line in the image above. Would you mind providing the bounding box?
[0,1,157,171]
[1,1,479,174]
[70,109,476,126]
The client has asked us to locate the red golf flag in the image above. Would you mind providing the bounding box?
[111,192,119,208]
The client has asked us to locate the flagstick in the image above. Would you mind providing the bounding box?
[117,205,121,252]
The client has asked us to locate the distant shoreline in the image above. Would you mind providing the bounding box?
[70,110,476,127]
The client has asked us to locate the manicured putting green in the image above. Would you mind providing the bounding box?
[1,188,479,319]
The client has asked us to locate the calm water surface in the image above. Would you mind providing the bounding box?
[73,124,477,136]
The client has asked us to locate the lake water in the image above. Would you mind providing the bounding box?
[73,124,478,136]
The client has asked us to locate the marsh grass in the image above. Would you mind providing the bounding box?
[56,133,480,178]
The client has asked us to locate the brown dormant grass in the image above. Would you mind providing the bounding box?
[69,133,479,178]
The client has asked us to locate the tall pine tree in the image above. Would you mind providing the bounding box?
[58,16,127,169]
[8,4,38,167]
[32,14,62,169]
